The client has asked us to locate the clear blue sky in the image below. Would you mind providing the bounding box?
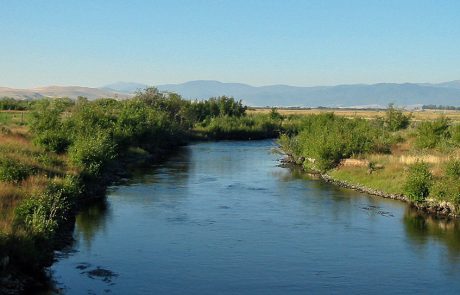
[1,0,459,88]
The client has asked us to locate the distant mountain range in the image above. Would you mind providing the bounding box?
[0,86,130,100]
[2,80,460,108]
[154,80,460,108]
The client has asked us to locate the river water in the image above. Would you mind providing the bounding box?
[49,140,460,294]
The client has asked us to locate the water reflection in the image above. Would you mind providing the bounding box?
[403,207,460,259]
[280,161,460,260]
[74,199,111,251]
[73,147,192,250]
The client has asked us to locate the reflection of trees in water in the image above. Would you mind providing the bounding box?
[404,207,460,259]
[129,147,192,186]
[75,199,110,250]
[73,147,192,250]
[274,165,360,222]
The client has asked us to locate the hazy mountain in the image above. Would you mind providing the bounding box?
[102,82,149,93]
[0,86,130,100]
[0,87,44,100]
[156,80,460,107]
[2,80,460,107]
[427,80,460,89]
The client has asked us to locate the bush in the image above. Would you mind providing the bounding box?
[15,176,79,237]
[431,178,460,204]
[29,99,72,153]
[404,162,432,202]
[445,160,460,179]
[415,117,451,149]
[189,96,247,122]
[385,104,411,131]
[0,156,33,183]
[197,114,280,139]
[33,129,70,153]
[279,114,392,171]
[68,133,117,177]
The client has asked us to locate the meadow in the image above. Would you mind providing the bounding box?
[249,107,460,122]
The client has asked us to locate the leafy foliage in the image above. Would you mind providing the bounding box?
[415,117,451,149]
[404,162,432,202]
[68,133,117,177]
[0,156,33,183]
[196,114,281,140]
[278,113,392,171]
[384,104,411,131]
[445,160,460,179]
[0,97,36,110]
[15,176,79,236]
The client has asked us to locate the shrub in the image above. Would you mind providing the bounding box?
[431,179,460,204]
[270,108,284,120]
[68,132,117,177]
[0,156,32,183]
[404,162,432,202]
[15,176,79,237]
[279,114,391,171]
[188,96,247,122]
[415,117,451,149]
[29,99,72,153]
[384,104,411,131]
[445,160,460,179]
[197,114,280,139]
[33,129,70,153]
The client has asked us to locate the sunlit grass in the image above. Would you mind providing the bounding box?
[249,108,460,122]
[0,126,68,235]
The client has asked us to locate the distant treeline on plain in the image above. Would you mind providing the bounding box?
[422,105,460,111]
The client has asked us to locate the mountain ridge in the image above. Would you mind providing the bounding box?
[1,80,460,107]
[155,80,460,107]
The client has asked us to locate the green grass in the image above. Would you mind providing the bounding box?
[0,111,30,126]
[329,165,407,195]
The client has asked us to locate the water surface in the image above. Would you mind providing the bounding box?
[50,140,460,294]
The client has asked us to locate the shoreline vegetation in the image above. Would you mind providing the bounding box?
[278,106,460,219]
[1,93,460,292]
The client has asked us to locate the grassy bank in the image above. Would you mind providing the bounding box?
[278,107,460,216]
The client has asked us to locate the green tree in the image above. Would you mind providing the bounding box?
[404,162,432,202]
[384,103,411,131]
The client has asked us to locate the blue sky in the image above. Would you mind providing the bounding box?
[1,0,459,88]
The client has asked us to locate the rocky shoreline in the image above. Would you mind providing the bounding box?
[280,156,458,219]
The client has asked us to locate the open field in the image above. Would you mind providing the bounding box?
[0,110,30,125]
[249,108,460,122]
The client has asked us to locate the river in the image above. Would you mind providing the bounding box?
[48,140,460,294]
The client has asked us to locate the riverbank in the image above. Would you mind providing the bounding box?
[278,110,460,219]
[0,142,187,294]
[280,155,459,219]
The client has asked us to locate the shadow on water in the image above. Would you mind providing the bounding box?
[74,199,111,251]
[123,146,192,186]
[403,207,460,259]
[73,146,193,250]
[280,162,460,260]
